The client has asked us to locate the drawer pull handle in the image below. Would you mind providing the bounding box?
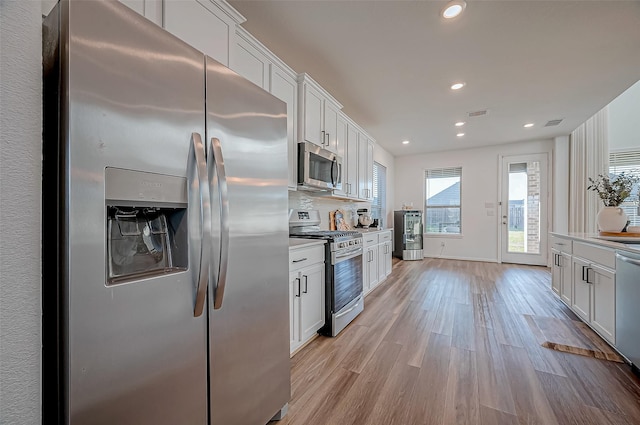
[292,257,308,263]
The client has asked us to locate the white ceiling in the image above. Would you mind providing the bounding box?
[228,0,640,157]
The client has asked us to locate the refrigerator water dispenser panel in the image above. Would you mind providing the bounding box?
[105,168,188,285]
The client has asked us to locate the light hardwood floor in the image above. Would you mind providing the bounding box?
[273,258,640,425]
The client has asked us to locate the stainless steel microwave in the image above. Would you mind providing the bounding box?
[298,141,342,191]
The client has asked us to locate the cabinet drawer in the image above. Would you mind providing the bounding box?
[550,235,572,254]
[379,231,392,242]
[289,245,324,271]
[573,241,615,269]
[363,233,379,246]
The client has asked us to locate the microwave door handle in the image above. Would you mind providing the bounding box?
[331,158,337,186]
[190,132,212,317]
[209,137,230,310]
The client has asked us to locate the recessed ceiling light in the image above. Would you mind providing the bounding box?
[455,121,465,127]
[451,82,466,90]
[524,123,534,128]
[456,133,465,137]
[442,0,467,19]
[402,140,410,145]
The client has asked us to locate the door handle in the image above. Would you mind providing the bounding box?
[209,137,229,310]
[292,257,308,263]
[331,158,338,186]
[303,275,308,294]
[321,130,325,145]
[586,267,594,284]
[190,132,212,317]
[582,265,588,282]
[295,277,301,297]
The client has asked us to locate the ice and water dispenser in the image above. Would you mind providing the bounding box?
[105,168,188,285]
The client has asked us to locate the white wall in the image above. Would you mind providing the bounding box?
[394,139,554,262]
[608,79,640,151]
[0,1,43,423]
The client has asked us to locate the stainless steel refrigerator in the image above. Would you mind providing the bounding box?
[42,1,290,424]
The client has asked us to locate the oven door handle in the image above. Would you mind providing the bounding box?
[335,297,363,319]
[334,247,363,263]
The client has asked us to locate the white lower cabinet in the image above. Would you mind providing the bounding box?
[570,245,616,344]
[572,257,592,322]
[364,244,379,293]
[289,244,325,355]
[363,231,393,295]
[590,263,616,343]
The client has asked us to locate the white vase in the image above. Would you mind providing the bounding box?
[597,206,628,232]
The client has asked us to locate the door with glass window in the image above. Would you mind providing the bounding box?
[500,154,549,265]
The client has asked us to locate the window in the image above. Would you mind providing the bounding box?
[372,162,386,223]
[425,167,462,234]
[609,150,640,226]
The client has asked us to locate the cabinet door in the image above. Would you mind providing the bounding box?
[384,241,393,277]
[289,271,301,354]
[332,115,348,196]
[270,66,298,190]
[560,252,572,305]
[551,249,561,295]
[324,102,339,153]
[591,264,616,344]
[164,0,231,66]
[300,263,325,343]
[232,36,269,89]
[346,125,359,198]
[358,137,374,200]
[366,245,380,291]
[302,85,324,147]
[376,240,392,279]
[572,257,591,322]
[119,0,162,26]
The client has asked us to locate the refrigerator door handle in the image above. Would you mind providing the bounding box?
[191,132,212,317]
[209,137,230,310]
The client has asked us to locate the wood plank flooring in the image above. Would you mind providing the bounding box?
[272,258,640,425]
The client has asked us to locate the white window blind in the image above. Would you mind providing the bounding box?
[609,150,640,226]
[425,167,462,234]
[372,162,386,223]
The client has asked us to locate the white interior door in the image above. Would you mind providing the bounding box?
[500,153,549,265]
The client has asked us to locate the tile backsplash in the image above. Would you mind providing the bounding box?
[288,190,370,230]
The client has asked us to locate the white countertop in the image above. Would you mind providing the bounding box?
[354,227,393,234]
[551,232,640,254]
[288,238,326,249]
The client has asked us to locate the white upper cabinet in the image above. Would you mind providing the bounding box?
[229,27,299,190]
[344,122,359,199]
[119,0,162,25]
[358,133,374,201]
[297,74,343,154]
[231,29,270,89]
[164,0,245,67]
[270,65,298,190]
[301,83,325,147]
[323,102,340,154]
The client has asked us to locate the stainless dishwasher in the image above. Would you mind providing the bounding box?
[616,249,640,378]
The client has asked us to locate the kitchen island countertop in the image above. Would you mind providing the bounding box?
[551,232,640,255]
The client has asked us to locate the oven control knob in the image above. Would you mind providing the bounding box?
[349,240,354,245]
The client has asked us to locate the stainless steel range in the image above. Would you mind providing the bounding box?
[289,209,364,336]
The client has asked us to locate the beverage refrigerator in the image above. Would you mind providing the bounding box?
[393,210,424,260]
